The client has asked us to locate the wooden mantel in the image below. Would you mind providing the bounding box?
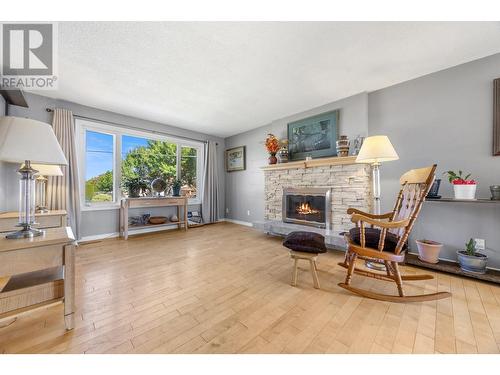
[260,155,366,171]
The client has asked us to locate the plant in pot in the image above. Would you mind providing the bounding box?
[444,170,477,200]
[457,238,488,274]
[122,176,149,198]
[172,179,182,197]
[265,134,281,165]
[415,239,443,264]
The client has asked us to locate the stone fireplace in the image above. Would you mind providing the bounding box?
[282,187,331,229]
[261,157,372,235]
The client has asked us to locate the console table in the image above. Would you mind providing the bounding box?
[0,227,76,330]
[120,197,188,240]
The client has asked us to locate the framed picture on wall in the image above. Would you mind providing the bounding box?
[225,146,246,172]
[287,110,339,161]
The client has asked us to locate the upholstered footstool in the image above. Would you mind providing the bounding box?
[283,231,327,289]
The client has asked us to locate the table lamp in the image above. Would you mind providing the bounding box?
[21,163,63,213]
[356,135,399,270]
[0,116,67,239]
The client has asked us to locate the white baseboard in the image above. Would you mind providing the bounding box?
[79,225,178,243]
[79,232,119,242]
[221,218,254,227]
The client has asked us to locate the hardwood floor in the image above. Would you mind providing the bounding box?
[1,222,500,354]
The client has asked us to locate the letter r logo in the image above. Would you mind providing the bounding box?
[2,23,53,76]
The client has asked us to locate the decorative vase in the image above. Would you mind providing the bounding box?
[128,186,140,198]
[416,239,443,264]
[278,142,289,163]
[453,184,477,200]
[426,179,441,199]
[336,135,350,157]
[457,251,488,274]
[269,153,278,165]
[490,185,500,200]
[172,186,181,196]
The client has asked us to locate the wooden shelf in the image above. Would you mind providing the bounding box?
[405,253,500,284]
[427,197,500,204]
[260,156,365,171]
[128,221,186,230]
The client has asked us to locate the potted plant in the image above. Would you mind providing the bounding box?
[265,134,281,164]
[457,238,488,274]
[172,179,182,197]
[122,176,149,198]
[415,239,443,264]
[444,170,477,200]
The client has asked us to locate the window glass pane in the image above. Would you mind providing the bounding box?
[121,135,177,196]
[181,146,198,198]
[85,130,114,203]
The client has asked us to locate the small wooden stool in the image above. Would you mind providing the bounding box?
[290,250,321,289]
[283,231,326,289]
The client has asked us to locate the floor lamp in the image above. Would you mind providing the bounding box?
[355,135,399,271]
[0,116,67,239]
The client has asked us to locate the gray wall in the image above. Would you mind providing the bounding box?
[1,92,225,238]
[369,53,500,268]
[225,53,500,268]
[225,92,368,223]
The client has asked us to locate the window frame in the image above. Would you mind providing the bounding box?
[76,119,204,211]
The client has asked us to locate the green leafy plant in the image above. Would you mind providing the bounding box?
[122,176,149,197]
[172,179,182,190]
[465,238,476,256]
[443,170,475,185]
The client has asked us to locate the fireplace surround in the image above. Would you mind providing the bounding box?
[262,158,372,235]
[282,187,331,229]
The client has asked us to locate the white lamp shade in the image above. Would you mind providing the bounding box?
[355,135,399,164]
[22,163,64,176]
[0,116,67,165]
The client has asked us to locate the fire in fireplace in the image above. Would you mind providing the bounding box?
[296,202,319,215]
[282,187,331,229]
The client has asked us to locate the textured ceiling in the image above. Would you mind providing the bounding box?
[33,22,500,137]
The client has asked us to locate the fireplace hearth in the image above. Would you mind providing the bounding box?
[282,187,331,229]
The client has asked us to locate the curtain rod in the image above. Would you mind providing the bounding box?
[45,107,217,145]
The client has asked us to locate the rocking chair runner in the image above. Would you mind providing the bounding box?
[338,164,452,302]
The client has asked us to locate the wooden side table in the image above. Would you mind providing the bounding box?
[120,197,188,240]
[0,227,76,330]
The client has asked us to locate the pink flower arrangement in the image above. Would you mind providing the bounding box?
[444,170,476,185]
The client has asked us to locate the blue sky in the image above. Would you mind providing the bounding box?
[85,131,149,180]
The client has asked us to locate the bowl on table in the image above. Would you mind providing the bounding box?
[149,216,168,225]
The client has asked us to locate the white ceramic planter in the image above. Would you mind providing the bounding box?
[416,239,443,264]
[453,184,477,200]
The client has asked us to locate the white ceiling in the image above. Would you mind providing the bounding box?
[36,22,500,138]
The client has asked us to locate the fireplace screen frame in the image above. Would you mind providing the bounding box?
[282,187,331,229]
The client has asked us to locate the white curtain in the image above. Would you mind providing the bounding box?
[46,108,81,239]
[202,141,220,223]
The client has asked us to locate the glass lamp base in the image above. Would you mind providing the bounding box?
[6,225,44,239]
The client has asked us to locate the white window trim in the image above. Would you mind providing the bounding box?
[75,119,205,211]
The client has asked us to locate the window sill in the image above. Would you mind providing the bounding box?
[81,204,120,212]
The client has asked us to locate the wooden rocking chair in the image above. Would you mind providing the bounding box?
[338,164,451,302]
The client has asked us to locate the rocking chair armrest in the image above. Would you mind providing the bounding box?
[350,214,410,229]
[346,208,393,219]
